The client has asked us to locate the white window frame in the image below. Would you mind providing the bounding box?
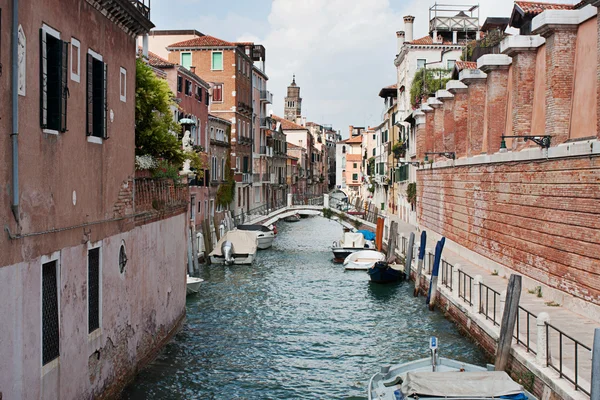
[211,51,223,71]
[119,67,127,103]
[212,83,224,103]
[41,24,62,135]
[87,49,104,144]
[70,38,80,83]
[86,240,103,340]
[40,250,61,375]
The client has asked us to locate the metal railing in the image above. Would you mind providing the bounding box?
[401,236,408,255]
[513,306,537,355]
[478,282,501,326]
[457,269,473,306]
[440,259,453,291]
[232,199,287,226]
[546,323,592,395]
[292,194,322,206]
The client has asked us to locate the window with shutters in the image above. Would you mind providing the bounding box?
[185,79,192,96]
[70,38,80,83]
[181,52,191,70]
[212,83,223,102]
[86,50,107,140]
[42,258,60,366]
[211,51,223,70]
[119,67,126,102]
[196,86,202,102]
[40,25,68,133]
[177,75,182,92]
[88,246,101,333]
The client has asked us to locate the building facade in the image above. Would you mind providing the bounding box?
[284,75,302,121]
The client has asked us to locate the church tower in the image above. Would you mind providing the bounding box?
[284,75,302,121]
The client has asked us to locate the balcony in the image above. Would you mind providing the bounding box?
[242,173,252,183]
[260,117,274,129]
[259,146,274,157]
[262,173,270,182]
[260,90,273,104]
[130,0,150,18]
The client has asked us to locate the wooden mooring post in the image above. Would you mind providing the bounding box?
[414,231,427,297]
[404,232,415,279]
[426,237,445,311]
[495,274,522,371]
[202,219,213,265]
[386,221,398,263]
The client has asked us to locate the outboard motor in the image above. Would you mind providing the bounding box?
[221,240,235,265]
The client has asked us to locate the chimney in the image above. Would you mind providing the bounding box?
[432,30,438,43]
[452,31,458,45]
[396,31,405,53]
[190,66,196,74]
[349,125,354,137]
[403,16,415,43]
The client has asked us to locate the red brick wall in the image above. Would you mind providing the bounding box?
[434,107,444,156]
[443,98,455,153]
[467,80,486,156]
[416,122,426,160]
[453,89,469,158]
[484,69,509,155]
[544,29,578,144]
[417,156,600,305]
[511,52,537,140]
[425,110,435,156]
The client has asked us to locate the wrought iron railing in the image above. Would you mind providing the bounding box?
[478,282,501,326]
[546,323,592,395]
[513,306,537,355]
[232,199,287,226]
[458,269,473,306]
[441,259,453,291]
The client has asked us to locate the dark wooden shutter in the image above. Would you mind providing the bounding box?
[59,41,69,132]
[86,54,93,136]
[102,62,109,139]
[40,29,48,128]
[88,248,100,333]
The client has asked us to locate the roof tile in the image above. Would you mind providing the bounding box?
[168,35,235,49]
[515,1,574,15]
[455,61,478,71]
[272,115,307,130]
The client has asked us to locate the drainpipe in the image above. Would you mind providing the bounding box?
[11,0,20,222]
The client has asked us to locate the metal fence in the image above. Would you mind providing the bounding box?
[546,322,592,395]
[478,282,501,326]
[457,269,473,306]
[232,199,286,226]
[513,306,537,355]
[440,259,454,291]
[292,194,323,206]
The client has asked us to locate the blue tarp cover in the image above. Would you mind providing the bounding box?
[357,230,376,241]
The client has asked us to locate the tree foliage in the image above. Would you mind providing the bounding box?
[410,68,452,109]
[216,126,235,208]
[135,58,185,166]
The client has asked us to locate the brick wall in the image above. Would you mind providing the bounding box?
[417,155,600,305]
[425,109,435,155]
[511,52,537,147]
[416,121,426,159]
[466,80,486,156]
[453,89,469,158]
[483,69,509,155]
[443,97,455,153]
[433,107,444,155]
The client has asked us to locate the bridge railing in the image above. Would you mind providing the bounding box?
[232,199,287,226]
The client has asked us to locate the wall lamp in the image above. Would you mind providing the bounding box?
[424,152,455,162]
[500,135,551,152]
[398,161,421,168]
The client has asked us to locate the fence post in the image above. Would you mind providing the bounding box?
[496,275,522,372]
[473,275,482,314]
[404,232,415,279]
[536,312,550,367]
[500,290,507,320]
[453,263,461,298]
[287,193,292,207]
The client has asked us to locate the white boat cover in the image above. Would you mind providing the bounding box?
[209,230,258,256]
[400,371,524,398]
[340,232,366,248]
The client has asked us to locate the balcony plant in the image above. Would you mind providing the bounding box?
[216,127,235,208]
[392,141,406,158]
[410,67,452,109]
[406,182,417,207]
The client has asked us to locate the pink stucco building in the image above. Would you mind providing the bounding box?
[0,1,189,398]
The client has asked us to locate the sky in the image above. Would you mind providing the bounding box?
[150,0,578,138]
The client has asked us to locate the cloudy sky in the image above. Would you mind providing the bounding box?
[150,0,577,138]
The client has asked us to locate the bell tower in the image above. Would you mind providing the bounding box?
[284,75,302,121]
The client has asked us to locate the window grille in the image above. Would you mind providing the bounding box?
[86,54,108,138]
[88,248,100,333]
[42,260,60,365]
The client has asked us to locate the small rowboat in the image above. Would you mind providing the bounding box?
[343,250,386,271]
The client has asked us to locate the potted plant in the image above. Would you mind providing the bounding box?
[392,141,406,158]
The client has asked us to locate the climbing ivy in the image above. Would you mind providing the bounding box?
[410,68,452,109]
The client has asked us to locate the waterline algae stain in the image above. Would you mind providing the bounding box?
[122,217,485,399]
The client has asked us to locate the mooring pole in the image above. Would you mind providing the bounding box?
[495,274,522,371]
[414,231,427,297]
[404,232,415,280]
[386,221,398,263]
[591,328,600,400]
[427,237,445,310]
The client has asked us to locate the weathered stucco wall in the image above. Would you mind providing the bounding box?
[0,214,188,399]
[417,156,600,305]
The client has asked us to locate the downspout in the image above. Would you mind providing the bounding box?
[11,0,20,222]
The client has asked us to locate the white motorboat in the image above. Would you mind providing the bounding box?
[368,337,536,400]
[236,224,275,249]
[283,213,301,222]
[209,229,258,265]
[332,231,373,262]
[343,250,385,270]
[186,275,204,295]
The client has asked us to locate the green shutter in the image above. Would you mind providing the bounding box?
[181,53,192,69]
[212,52,223,70]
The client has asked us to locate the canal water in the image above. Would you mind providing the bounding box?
[122,217,486,399]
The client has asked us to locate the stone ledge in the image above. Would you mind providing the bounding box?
[500,35,545,56]
[435,89,454,102]
[459,68,487,84]
[532,6,597,36]
[427,97,443,109]
[446,80,468,94]
[477,54,512,72]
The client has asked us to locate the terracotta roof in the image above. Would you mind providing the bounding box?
[346,154,362,162]
[168,35,235,49]
[345,135,363,144]
[148,51,175,67]
[515,1,574,15]
[409,35,454,46]
[272,115,307,131]
[455,61,478,71]
[287,142,305,150]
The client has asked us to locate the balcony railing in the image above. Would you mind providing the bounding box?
[130,0,150,18]
[260,117,274,129]
[134,178,188,213]
[260,90,273,104]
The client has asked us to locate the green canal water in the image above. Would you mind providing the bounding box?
[121,216,486,399]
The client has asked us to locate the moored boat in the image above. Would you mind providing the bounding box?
[209,229,258,265]
[343,250,386,271]
[283,213,301,222]
[331,231,373,262]
[368,337,536,400]
[367,261,405,283]
[237,224,275,249]
[186,275,204,295]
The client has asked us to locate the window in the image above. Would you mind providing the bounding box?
[353,163,357,168]
[86,50,108,140]
[205,89,210,106]
[212,83,223,102]
[181,52,191,70]
[238,55,241,71]
[70,38,80,83]
[221,158,225,180]
[88,246,101,333]
[352,173,358,181]
[373,148,376,156]
[342,146,346,154]
[42,258,60,365]
[177,76,182,92]
[185,80,192,96]
[417,59,426,69]
[40,25,68,133]
[119,67,126,102]
[447,59,456,70]
[196,86,202,102]
[211,51,223,70]
[373,134,376,140]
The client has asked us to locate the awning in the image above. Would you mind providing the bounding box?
[179,118,195,124]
